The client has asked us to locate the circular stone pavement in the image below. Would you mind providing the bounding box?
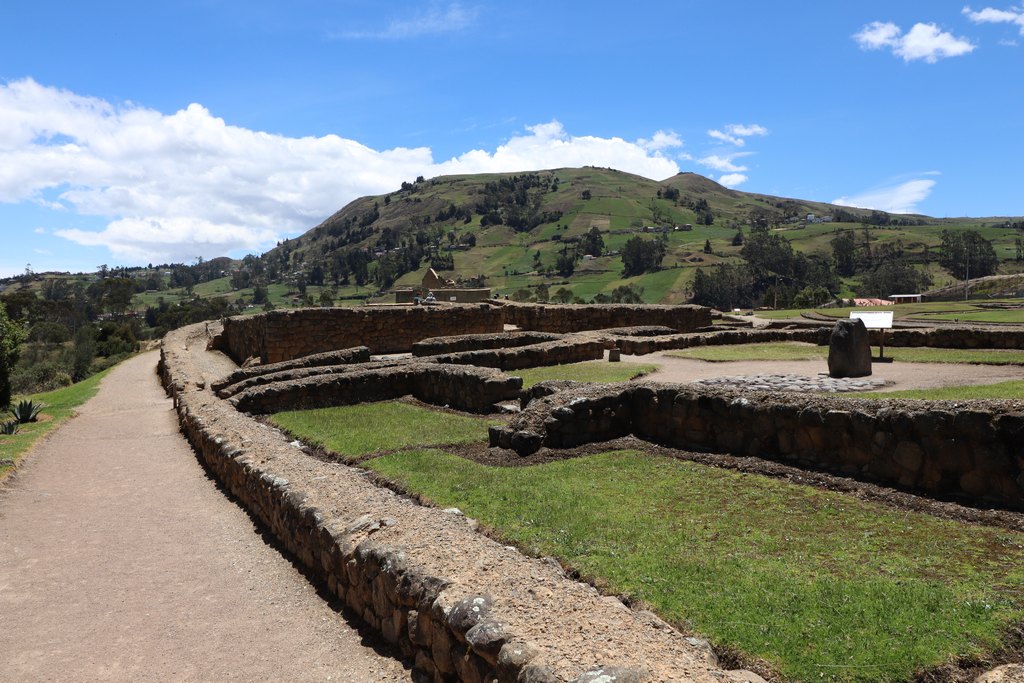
[693,373,891,392]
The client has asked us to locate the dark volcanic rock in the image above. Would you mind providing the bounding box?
[828,318,872,378]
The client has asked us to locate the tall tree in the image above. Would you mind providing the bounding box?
[0,302,26,408]
[939,230,998,280]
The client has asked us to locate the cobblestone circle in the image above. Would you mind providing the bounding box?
[694,373,891,393]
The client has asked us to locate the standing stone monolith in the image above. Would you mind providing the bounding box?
[828,318,872,378]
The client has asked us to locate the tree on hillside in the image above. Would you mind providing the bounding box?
[939,230,998,280]
[830,230,858,276]
[555,244,576,277]
[621,236,666,277]
[859,261,932,297]
[580,226,604,257]
[0,302,26,408]
[691,264,754,310]
[552,287,574,304]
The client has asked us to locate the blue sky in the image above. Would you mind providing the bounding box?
[1,0,1021,276]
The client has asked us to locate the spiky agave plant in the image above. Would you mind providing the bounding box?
[9,399,44,424]
[0,419,20,435]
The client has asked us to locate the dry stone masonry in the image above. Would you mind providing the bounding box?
[159,304,1024,681]
[491,382,1024,510]
[160,322,740,683]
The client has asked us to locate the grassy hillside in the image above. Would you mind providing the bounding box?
[252,168,1023,306]
[8,168,1021,312]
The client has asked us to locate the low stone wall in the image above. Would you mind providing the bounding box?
[500,303,711,334]
[491,383,1024,510]
[230,362,522,415]
[211,346,372,393]
[159,323,732,682]
[219,305,503,364]
[433,339,605,371]
[216,359,410,400]
[412,331,565,357]
[879,326,1024,349]
[613,328,824,355]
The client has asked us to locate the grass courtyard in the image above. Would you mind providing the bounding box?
[271,358,1024,682]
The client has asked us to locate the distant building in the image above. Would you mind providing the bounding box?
[393,268,491,304]
[889,293,923,304]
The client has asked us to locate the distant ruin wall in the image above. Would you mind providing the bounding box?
[491,383,1024,510]
[432,339,605,371]
[218,305,503,363]
[412,331,565,356]
[500,303,712,334]
[229,362,522,415]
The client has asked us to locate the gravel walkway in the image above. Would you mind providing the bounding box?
[0,351,408,682]
[621,351,1024,391]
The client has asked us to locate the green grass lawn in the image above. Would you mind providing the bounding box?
[268,401,498,461]
[0,368,113,475]
[366,449,1024,683]
[667,341,1024,365]
[512,360,658,388]
[856,380,1024,400]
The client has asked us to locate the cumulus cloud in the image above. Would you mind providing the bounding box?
[707,123,768,147]
[963,5,1024,34]
[637,130,683,153]
[833,177,938,213]
[697,153,750,173]
[718,173,748,188]
[336,3,479,40]
[0,79,685,264]
[854,21,976,62]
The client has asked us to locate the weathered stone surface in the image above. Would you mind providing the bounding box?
[465,618,509,663]
[571,666,650,682]
[447,594,493,636]
[828,318,872,378]
[518,664,561,683]
[496,640,542,682]
[974,663,1024,683]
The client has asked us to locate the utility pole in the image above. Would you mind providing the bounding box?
[964,242,971,302]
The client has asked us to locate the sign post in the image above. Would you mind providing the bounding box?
[850,311,894,363]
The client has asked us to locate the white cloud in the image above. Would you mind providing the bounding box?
[0,79,685,264]
[854,21,904,50]
[833,178,937,213]
[637,130,683,153]
[707,123,768,147]
[697,152,750,173]
[718,173,748,188]
[34,227,46,234]
[854,21,976,62]
[963,5,1024,34]
[337,3,479,40]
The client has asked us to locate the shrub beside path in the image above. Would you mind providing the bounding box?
[0,351,408,682]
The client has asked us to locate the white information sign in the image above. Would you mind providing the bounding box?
[849,311,893,329]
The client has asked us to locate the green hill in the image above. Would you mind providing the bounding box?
[252,167,1022,306]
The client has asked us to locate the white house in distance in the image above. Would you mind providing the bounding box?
[889,293,923,304]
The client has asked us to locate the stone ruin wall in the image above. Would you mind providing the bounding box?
[499,302,711,334]
[491,383,1024,511]
[218,305,504,364]
[160,325,729,683]
[217,303,713,365]
[159,307,1024,681]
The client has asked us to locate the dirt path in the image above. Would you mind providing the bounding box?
[621,351,1024,391]
[0,351,409,682]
